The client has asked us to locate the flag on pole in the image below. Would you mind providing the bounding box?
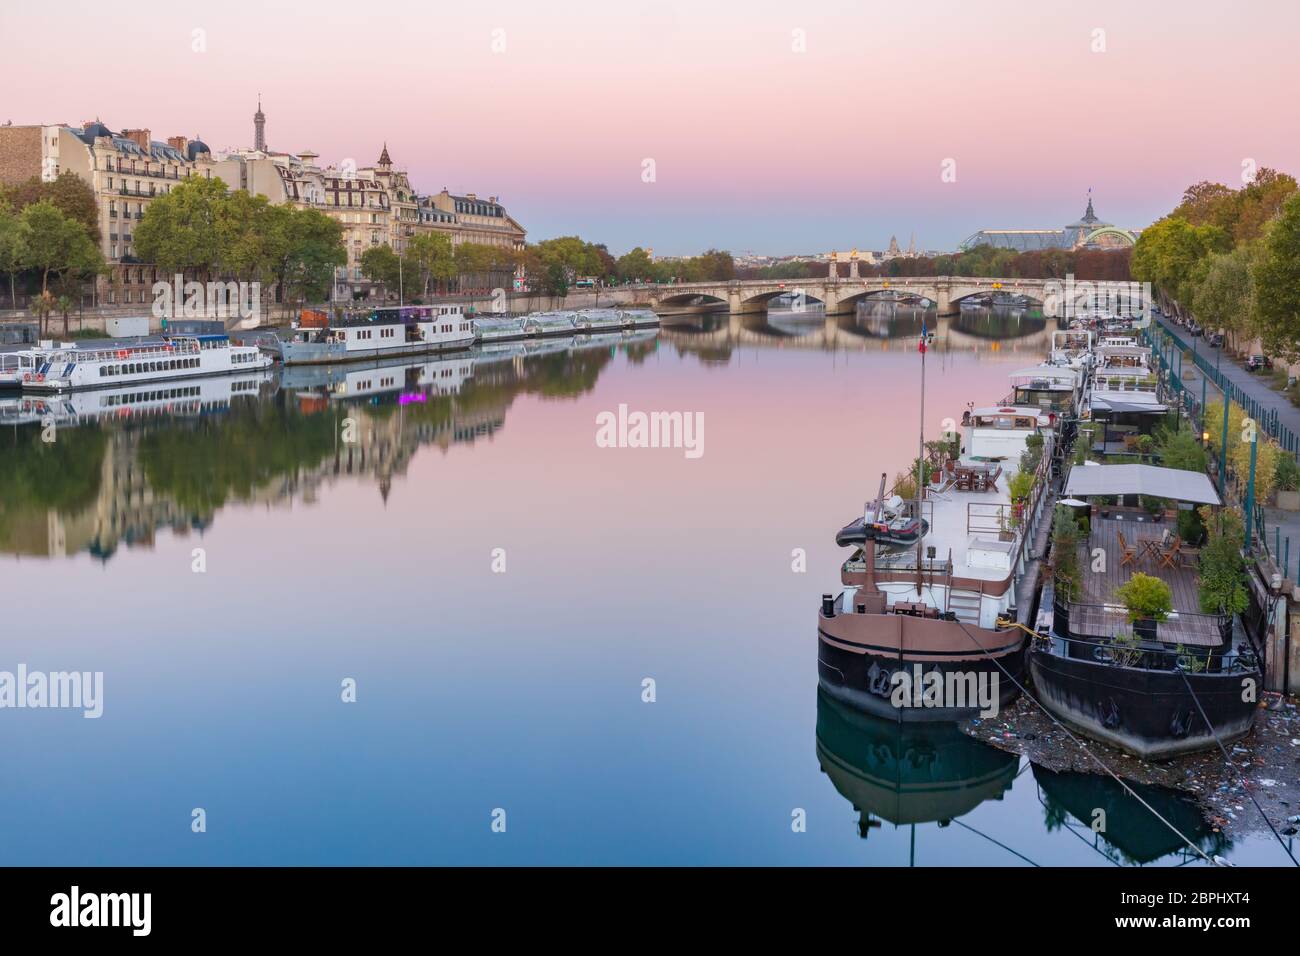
[919,316,927,353]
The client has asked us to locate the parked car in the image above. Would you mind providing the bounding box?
[1208,332,1224,347]
[1187,322,1203,336]
[1246,354,1273,372]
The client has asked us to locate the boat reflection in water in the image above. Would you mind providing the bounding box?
[1033,764,1230,865]
[0,369,275,427]
[815,689,1018,854]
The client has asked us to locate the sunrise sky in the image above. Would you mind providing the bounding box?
[3,0,1296,254]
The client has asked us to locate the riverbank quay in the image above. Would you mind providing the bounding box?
[960,692,1300,844]
[1145,318,1300,698]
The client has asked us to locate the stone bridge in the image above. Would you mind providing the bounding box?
[647,276,1054,316]
[442,275,1139,318]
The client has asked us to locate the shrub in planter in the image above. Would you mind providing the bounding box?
[1197,507,1249,615]
[1140,495,1167,518]
[1008,470,1035,503]
[1108,629,1144,667]
[1275,453,1300,493]
[1176,507,1206,547]
[1115,572,1173,624]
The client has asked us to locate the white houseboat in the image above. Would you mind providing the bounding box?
[267,305,475,365]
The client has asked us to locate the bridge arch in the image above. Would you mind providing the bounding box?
[1082,226,1138,248]
[653,291,728,314]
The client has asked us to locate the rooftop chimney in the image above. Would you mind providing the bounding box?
[167,135,189,153]
[121,128,151,150]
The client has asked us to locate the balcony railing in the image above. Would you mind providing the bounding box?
[1051,595,1233,650]
[1041,627,1251,675]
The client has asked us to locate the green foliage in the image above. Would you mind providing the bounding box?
[1274,451,1300,492]
[1108,629,1144,667]
[892,470,917,502]
[271,207,346,308]
[1008,470,1035,502]
[1175,644,1208,673]
[1154,424,1208,472]
[15,201,102,303]
[133,176,229,276]
[1051,505,1081,600]
[542,262,568,296]
[360,244,401,289]
[1140,495,1167,516]
[0,172,100,242]
[405,232,455,296]
[1131,215,1228,306]
[0,203,24,307]
[1197,506,1250,615]
[1115,572,1173,623]
[1176,507,1206,546]
[1252,192,1300,362]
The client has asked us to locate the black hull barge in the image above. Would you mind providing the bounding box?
[1028,639,1257,759]
[1032,462,1261,760]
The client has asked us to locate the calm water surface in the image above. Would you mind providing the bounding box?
[0,307,1283,865]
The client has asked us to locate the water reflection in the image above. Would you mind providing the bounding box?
[815,689,1018,853]
[1033,764,1230,865]
[0,331,656,560]
[659,304,1051,365]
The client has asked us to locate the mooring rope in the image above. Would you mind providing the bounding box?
[953,618,1218,866]
[1177,669,1299,866]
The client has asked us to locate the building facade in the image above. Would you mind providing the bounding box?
[0,120,217,305]
[212,103,526,302]
[960,195,1139,252]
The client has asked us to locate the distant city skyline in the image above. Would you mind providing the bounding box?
[3,0,1297,256]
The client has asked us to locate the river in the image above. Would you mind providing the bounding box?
[0,305,1282,864]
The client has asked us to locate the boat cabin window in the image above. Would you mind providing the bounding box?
[973,413,1036,429]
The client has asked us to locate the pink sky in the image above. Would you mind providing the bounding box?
[3,0,1296,253]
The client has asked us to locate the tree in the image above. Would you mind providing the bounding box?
[360,243,402,296]
[18,200,102,330]
[542,262,568,296]
[1,173,100,243]
[271,207,346,311]
[1197,507,1249,615]
[615,247,655,283]
[134,176,229,280]
[406,232,455,297]
[0,202,23,308]
[1130,215,1226,312]
[1191,246,1255,350]
[1252,192,1300,361]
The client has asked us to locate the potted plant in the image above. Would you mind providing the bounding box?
[1106,628,1144,667]
[1140,495,1166,521]
[1115,572,1173,642]
[1275,454,1300,511]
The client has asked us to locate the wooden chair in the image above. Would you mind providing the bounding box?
[1159,535,1183,568]
[1117,530,1137,568]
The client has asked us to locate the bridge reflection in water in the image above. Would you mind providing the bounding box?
[660,303,1051,355]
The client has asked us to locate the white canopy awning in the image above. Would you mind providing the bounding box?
[1064,464,1221,505]
[1009,366,1079,382]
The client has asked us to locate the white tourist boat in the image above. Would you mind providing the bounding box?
[1,349,44,391]
[16,334,272,394]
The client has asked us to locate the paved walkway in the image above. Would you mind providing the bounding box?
[1152,314,1300,579]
